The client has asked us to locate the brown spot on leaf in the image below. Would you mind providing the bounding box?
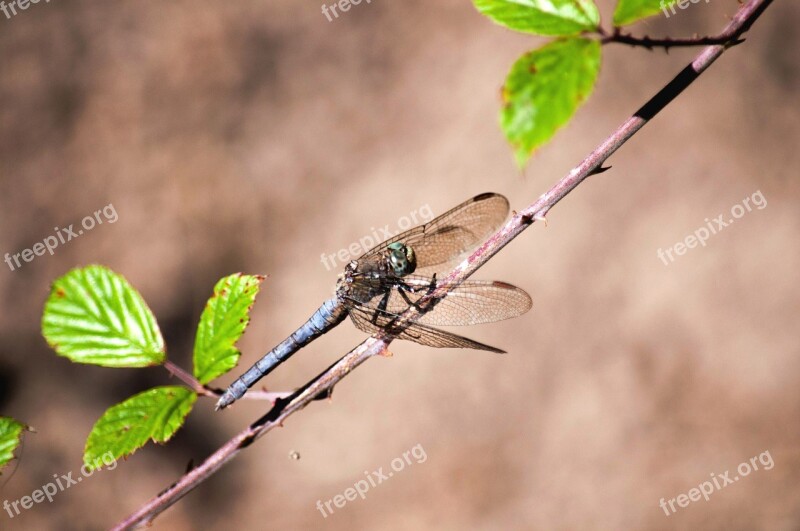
[500,86,511,105]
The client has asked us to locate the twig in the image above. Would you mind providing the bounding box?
[112,0,773,528]
[235,389,293,402]
[599,27,745,50]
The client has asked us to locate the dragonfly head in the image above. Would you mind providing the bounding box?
[387,242,416,277]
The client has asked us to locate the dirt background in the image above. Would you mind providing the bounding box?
[0,1,798,530]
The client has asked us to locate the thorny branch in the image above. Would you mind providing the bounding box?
[598,26,745,50]
[113,0,774,528]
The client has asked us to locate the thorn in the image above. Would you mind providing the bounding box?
[533,214,548,226]
[592,165,612,175]
[379,348,394,358]
[313,387,334,401]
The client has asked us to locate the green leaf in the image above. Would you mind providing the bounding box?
[501,37,601,167]
[473,0,600,36]
[193,274,264,384]
[613,0,678,26]
[0,417,27,473]
[83,386,196,470]
[42,265,165,368]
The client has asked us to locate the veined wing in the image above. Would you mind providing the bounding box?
[358,193,509,274]
[356,277,532,327]
[348,304,505,353]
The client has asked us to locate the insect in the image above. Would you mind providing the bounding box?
[217,193,531,409]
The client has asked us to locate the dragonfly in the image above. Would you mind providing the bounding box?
[216,192,532,409]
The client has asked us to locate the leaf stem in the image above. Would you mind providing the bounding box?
[164,360,291,402]
[163,361,212,397]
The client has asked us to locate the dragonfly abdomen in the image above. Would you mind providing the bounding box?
[216,297,348,409]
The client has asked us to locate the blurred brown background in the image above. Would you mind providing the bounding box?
[1,1,798,529]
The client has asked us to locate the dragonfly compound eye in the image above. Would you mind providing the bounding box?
[387,242,417,276]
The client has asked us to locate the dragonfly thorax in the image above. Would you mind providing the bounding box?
[335,243,416,303]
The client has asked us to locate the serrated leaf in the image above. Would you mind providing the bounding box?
[83,386,196,470]
[501,37,601,167]
[613,0,678,26]
[193,274,264,384]
[0,417,26,473]
[473,0,600,36]
[42,265,165,368]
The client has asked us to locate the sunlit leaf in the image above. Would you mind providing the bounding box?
[193,274,264,385]
[473,0,600,36]
[0,417,26,473]
[613,0,679,26]
[42,265,165,367]
[501,37,601,166]
[83,386,196,470]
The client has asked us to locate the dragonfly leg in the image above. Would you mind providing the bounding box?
[396,286,419,309]
[371,290,391,325]
[396,273,438,311]
[402,273,437,294]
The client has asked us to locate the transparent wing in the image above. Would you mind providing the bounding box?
[348,304,505,353]
[358,193,509,274]
[355,277,532,327]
